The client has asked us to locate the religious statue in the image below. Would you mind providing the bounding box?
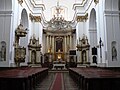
[0,41,6,61]
[112,46,117,61]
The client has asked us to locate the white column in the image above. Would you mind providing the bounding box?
[50,35,51,46]
[79,51,82,63]
[52,36,54,60]
[52,36,54,53]
[67,35,70,51]
[65,36,67,53]
[46,35,49,52]
[86,50,88,63]
[29,51,31,62]
[70,35,72,49]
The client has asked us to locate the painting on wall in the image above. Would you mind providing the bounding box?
[56,37,63,52]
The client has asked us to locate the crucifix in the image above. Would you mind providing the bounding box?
[99,37,103,63]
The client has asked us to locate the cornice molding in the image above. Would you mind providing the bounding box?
[29,0,45,11]
[76,13,88,22]
[29,13,41,22]
[73,0,87,10]
[43,29,75,35]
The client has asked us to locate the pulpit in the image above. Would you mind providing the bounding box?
[14,23,27,67]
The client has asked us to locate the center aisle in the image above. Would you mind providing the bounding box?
[35,71,78,90]
[49,73,63,90]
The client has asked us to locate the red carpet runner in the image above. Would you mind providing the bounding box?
[50,73,64,90]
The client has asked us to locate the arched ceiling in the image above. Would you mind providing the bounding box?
[29,0,87,21]
[32,0,84,21]
[42,0,76,21]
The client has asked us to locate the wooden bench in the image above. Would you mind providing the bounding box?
[0,67,48,90]
[69,68,120,90]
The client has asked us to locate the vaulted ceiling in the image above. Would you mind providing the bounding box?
[32,0,85,21]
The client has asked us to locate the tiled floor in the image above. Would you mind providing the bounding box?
[35,72,55,90]
[35,71,78,90]
[63,72,78,90]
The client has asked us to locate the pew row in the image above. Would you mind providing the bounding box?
[69,68,120,90]
[0,67,48,90]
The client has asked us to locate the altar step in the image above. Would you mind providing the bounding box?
[51,67,68,71]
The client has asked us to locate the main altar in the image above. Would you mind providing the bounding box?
[42,1,76,64]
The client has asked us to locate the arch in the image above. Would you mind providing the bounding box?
[21,9,29,29]
[89,8,97,47]
[19,9,29,64]
[20,8,29,46]
[89,8,96,29]
[89,8,97,64]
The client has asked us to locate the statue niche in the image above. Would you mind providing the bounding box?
[28,35,42,66]
[0,41,6,61]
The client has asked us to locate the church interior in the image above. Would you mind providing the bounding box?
[0,0,120,90]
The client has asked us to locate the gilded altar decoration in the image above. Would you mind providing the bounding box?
[76,34,90,64]
[28,35,42,66]
[48,15,71,30]
[47,1,72,31]
[14,23,27,66]
[77,13,88,22]
[57,49,62,59]
[29,13,41,22]
[14,47,26,62]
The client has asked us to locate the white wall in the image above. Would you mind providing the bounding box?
[0,0,12,67]
[104,0,120,67]
[7,0,42,66]
[0,0,120,67]
[75,0,108,66]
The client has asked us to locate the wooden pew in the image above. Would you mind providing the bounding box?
[0,67,48,90]
[69,68,120,90]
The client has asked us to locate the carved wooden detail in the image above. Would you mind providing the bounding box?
[14,23,27,67]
